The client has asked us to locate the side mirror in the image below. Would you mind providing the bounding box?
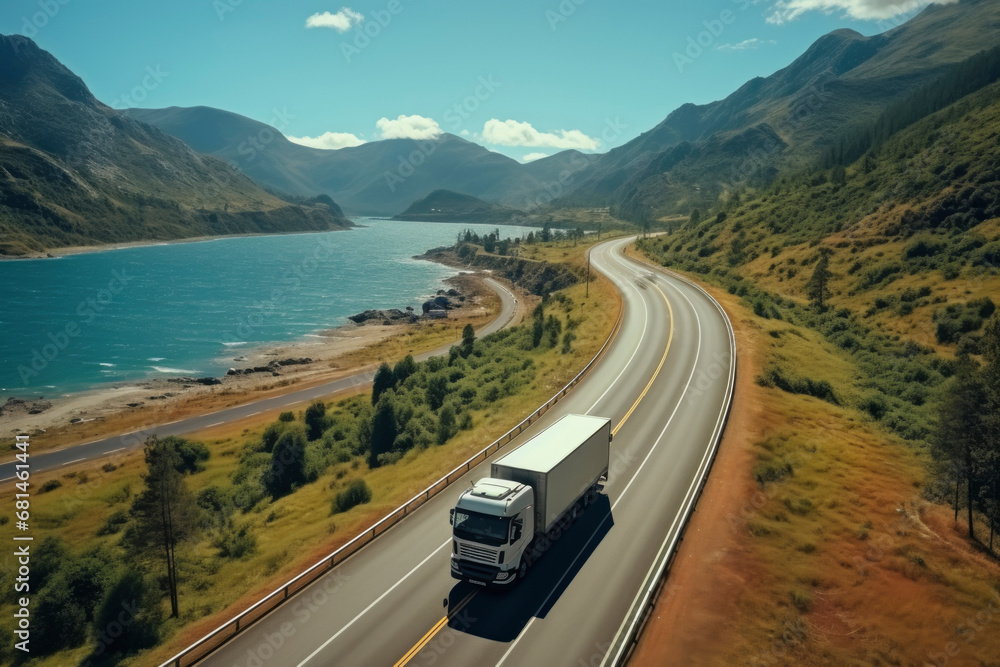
[449,509,455,526]
[511,520,523,543]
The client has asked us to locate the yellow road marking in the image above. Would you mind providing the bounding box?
[612,280,674,436]
[394,590,477,667]
[394,262,675,667]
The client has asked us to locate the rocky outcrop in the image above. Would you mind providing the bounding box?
[417,247,578,296]
[0,397,53,415]
[225,357,313,376]
[348,308,416,324]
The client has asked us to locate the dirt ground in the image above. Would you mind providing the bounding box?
[629,286,1000,666]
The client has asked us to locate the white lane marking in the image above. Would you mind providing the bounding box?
[294,238,670,666]
[584,241,649,414]
[61,458,85,466]
[496,257,705,667]
[0,477,13,482]
[105,448,125,454]
[298,540,451,666]
[602,282,734,667]
[246,411,261,417]
[298,238,653,663]
[206,422,224,428]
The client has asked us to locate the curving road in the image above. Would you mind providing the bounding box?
[192,237,736,667]
[0,278,519,481]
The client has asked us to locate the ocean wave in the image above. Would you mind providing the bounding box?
[151,366,199,374]
[99,362,116,367]
[222,341,248,347]
[147,357,166,362]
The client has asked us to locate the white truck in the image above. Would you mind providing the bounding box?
[449,413,611,588]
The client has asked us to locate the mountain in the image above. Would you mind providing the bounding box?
[559,0,1000,219]
[0,35,352,255]
[122,106,595,215]
[393,189,523,223]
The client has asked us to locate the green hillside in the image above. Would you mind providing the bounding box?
[392,189,523,223]
[563,0,1000,220]
[638,73,1000,468]
[0,35,352,255]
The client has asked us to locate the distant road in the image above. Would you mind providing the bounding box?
[194,237,736,667]
[0,278,518,481]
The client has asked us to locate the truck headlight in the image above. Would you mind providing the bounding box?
[496,571,510,580]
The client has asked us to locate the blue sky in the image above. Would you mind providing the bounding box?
[3,0,946,161]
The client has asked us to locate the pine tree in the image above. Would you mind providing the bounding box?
[129,437,201,617]
[461,323,476,358]
[935,354,988,540]
[369,393,398,468]
[304,400,327,441]
[372,362,395,405]
[979,315,1000,551]
[806,248,833,311]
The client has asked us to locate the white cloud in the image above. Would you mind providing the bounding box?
[287,131,366,150]
[305,8,364,32]
[522,152,549,162]
[460,129,471,137]
[765,0,957,24]
[481,118,601,150]
[716,38,777,52]
[375,114,443,140]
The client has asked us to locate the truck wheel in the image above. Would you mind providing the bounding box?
[570,503,580,521]
[518,558,528,581]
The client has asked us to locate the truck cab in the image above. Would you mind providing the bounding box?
[450,479,535,587]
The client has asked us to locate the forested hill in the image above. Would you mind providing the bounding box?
[637,73,1000,548]
[393,190,523,223]
[0,35,352,255]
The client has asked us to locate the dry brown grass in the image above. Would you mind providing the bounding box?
[630,272,1000,667]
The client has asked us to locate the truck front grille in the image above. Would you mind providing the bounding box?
[458,543,497,563]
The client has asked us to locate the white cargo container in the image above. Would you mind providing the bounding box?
[449,414,611,588]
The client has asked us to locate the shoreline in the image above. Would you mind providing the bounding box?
[1,271,511,444]
[0,225,369,261]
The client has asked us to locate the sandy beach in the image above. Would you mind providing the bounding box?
[1,272,524,449]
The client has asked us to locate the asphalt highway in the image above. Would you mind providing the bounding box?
[0,278,519,481]
[194,237,736,667]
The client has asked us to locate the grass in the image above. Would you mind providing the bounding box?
[0,238,622,667]
[629,267,1000,666]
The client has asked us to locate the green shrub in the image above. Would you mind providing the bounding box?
[97,509,129,536]
[39,479,62,493]
[753,460,792,486]
[332,479,373,514]
[214,521,257,558]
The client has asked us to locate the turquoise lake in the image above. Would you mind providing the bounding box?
[0,220,532,397]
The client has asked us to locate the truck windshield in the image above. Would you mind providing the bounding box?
[453,509,510,546]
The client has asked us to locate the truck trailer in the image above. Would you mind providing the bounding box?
[450,413,611,588]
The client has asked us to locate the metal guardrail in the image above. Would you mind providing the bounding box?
[603,246,739,667]
[160,265,624,667]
